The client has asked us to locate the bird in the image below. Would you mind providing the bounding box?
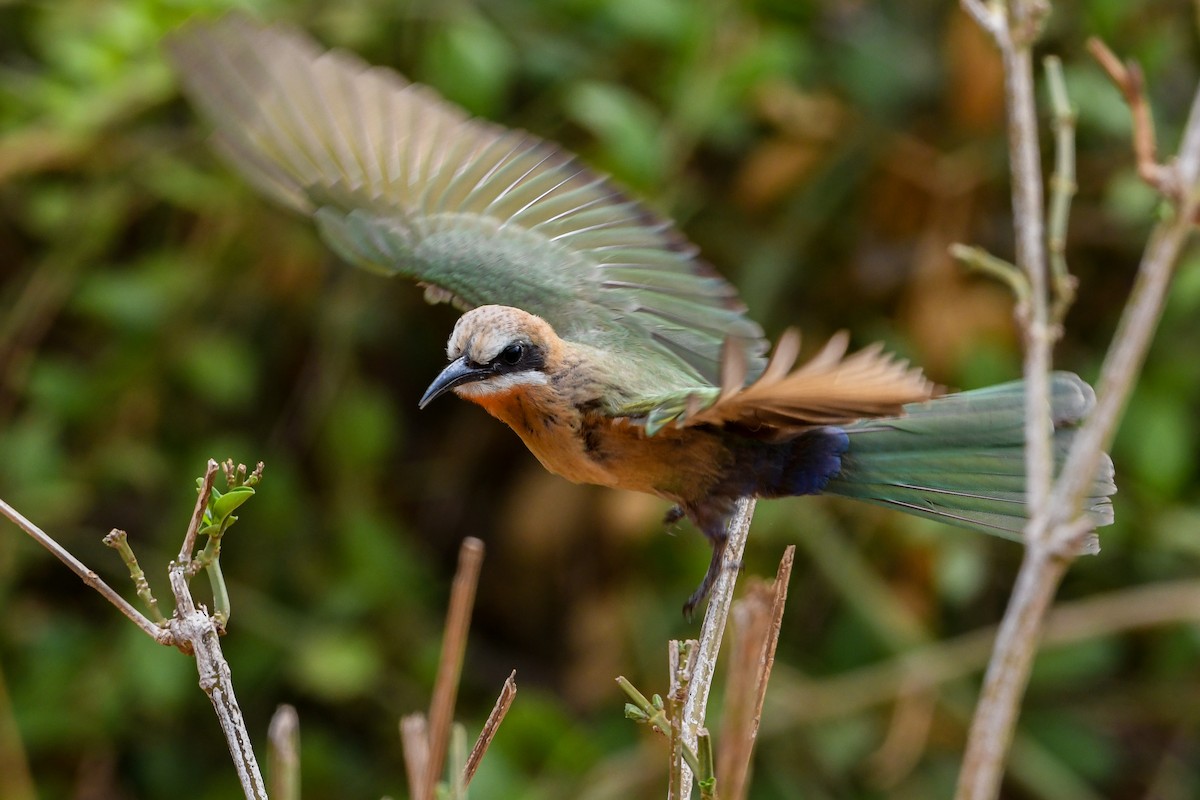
[166,15,1116,616]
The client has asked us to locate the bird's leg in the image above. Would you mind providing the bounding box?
[663,505,684,525]
[683,529,729,620]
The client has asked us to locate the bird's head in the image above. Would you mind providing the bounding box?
[419,305,558,409]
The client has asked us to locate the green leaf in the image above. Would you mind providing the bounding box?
[210,485,255,523]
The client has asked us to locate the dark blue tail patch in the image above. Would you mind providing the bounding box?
[725,426,850,500]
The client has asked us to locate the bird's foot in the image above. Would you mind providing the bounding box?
[682,534,729,621]
[663,505,684,525]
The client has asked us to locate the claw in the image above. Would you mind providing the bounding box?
[682,533,728,620]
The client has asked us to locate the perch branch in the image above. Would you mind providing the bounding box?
[0,498,171,645]
[679,497,756,797]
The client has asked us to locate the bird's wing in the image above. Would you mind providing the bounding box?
[165,14,767,388]
[619,330,938,434]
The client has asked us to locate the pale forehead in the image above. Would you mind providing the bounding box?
[447,305,545,362]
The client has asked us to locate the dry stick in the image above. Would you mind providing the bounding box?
[268,704,301,800]
[1054,49,1200,518]
[718,586,771,800]
[718,546,796,800]
[463,669,517,786]
[669,640,698,800]
[679,497,757,798]
[1085,38,1173,195]
[748,547,794,740]
[1044,56,1079,326]
[422,537,486,799]
[401,715,431,800]
[0,498,172,645]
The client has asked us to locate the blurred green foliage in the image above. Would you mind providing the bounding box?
[2,0,1200,798]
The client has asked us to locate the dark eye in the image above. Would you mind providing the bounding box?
[499,343,524,366]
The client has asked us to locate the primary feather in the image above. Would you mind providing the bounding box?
[165,13,768,392]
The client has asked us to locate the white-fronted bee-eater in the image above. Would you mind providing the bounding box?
[167,15,1115,615]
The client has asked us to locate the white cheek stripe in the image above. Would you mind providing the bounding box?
[455,371,550,397]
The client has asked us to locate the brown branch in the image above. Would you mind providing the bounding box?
[1086,37,1175,196]
[179,459,219,564]
[463,670,517,786]
[0,498,171,645]
[717,546,795,800]
[401,715,431,800]
[422,537,485,799]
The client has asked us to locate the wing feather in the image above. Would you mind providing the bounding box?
[624,331,938,434]
[167,14,766,389]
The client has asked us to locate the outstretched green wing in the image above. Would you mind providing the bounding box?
[166,14,767,390]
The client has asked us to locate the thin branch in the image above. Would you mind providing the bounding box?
[960,0,1008,43]
[401,715,431,800]
[950,244,1031,304]
[268,704,301,800]
[750,547,794,739]
[954,2,1066,796]
[179,459,219,563]
[717,546,795,800]
[680,497,756,797]
[463,670,517,786]
[103,528,166,623]
[1002,33,1055,528]
[423,537,486,799]
[1086,37,1174,195]
[1044,56,1079,326]
[1053,67,1200,523]
[669,639,699,799]
[0,498,171,645]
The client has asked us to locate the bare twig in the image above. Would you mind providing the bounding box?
[0,498,171,645]
[1044,55,1079,326]
[680,497,756,797]
[268,704,301,800]
[1054,62,1200,522]
[1086,37,1174,195]
[669,639,699,799]
[463,670,517,786]
[749,547,793,740]
[401,715,431,800]
[717,546,795,799]
[423,537,486,799]
[180,460,219,563]
[103,528,166,623]
[950,244,1031,304]
[718,586,771,799]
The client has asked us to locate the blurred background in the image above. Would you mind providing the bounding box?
[2,0,1199,798]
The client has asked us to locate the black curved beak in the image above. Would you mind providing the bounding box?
[419,357,490,409]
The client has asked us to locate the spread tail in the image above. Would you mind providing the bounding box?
[824,372,1116,550]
